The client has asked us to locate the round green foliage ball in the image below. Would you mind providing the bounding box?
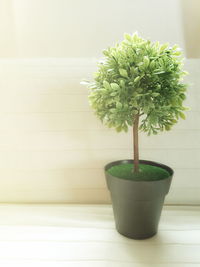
[87,33,188,135]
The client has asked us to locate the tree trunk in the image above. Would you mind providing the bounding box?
[133,114,139,173]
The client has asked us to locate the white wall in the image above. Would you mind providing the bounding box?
[0,0,199,204]
[0,0,16,57]
[0,58,199,204]
[0,0,185,57]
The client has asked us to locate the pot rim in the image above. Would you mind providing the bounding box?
[104,159,174,183]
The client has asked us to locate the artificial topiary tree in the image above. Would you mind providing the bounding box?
[84,33,188,173]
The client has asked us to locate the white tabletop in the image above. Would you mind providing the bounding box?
[0,204,198,266]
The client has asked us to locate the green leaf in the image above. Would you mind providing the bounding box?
[120,79,125,87]
[123,123,128,132]
[124,33,132,41]
[160,43,169,51]
[154,41,160,49]
[110,109,116,113]
[171,119,177,124]
[173,51,182,56]
[180,94,186,100]
[116,125,122,132]
[110,92,117,96]
[179,112,186,119]
[119,69,128,78]
[154,71,165,75]
[150,60,156,70]
[165,125,171,131]
[149,114,158,124]
[182,106,190,111]
[138,63,145,71]
[181,71,189,76]
[103,81,110,89]
[134,76,141,83]
[143,56,150,67]
[111,83,120,90]
[152,129,158,135]
[132,32,139,41]
[152,92,160,97]
[116,102,122,109]
[100,88,107,94]
[103,50,109,56]
[172,44,178,50]
[80,80,90,86]
[130,66,136,75]
[158,58,164,66]
[143,105,150,114]
[137,88,143,93]
[131,100,138,107]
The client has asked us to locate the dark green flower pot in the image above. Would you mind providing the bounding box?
[105,159,173,239]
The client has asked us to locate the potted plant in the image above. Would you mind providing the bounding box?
[83,33,188,239]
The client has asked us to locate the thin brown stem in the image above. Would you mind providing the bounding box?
[133,113,139,173]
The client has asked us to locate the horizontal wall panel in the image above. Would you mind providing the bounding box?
[0,168,106,189]
[0,77,89,96]
[0,112,103,132]
[0,168,197,203]
[166,187,200,205]
[0,130,198,151]
[0,93,196,112]
[0,188,110,204]
[0,93,198,113]
[0,167,196,189]
[0,58,97,95]
[171,168,200,187]
[0,111,197,132]
[0,95,90,112]
[0,149,198,169]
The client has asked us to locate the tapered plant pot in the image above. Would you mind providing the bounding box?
[105,159,173,239]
